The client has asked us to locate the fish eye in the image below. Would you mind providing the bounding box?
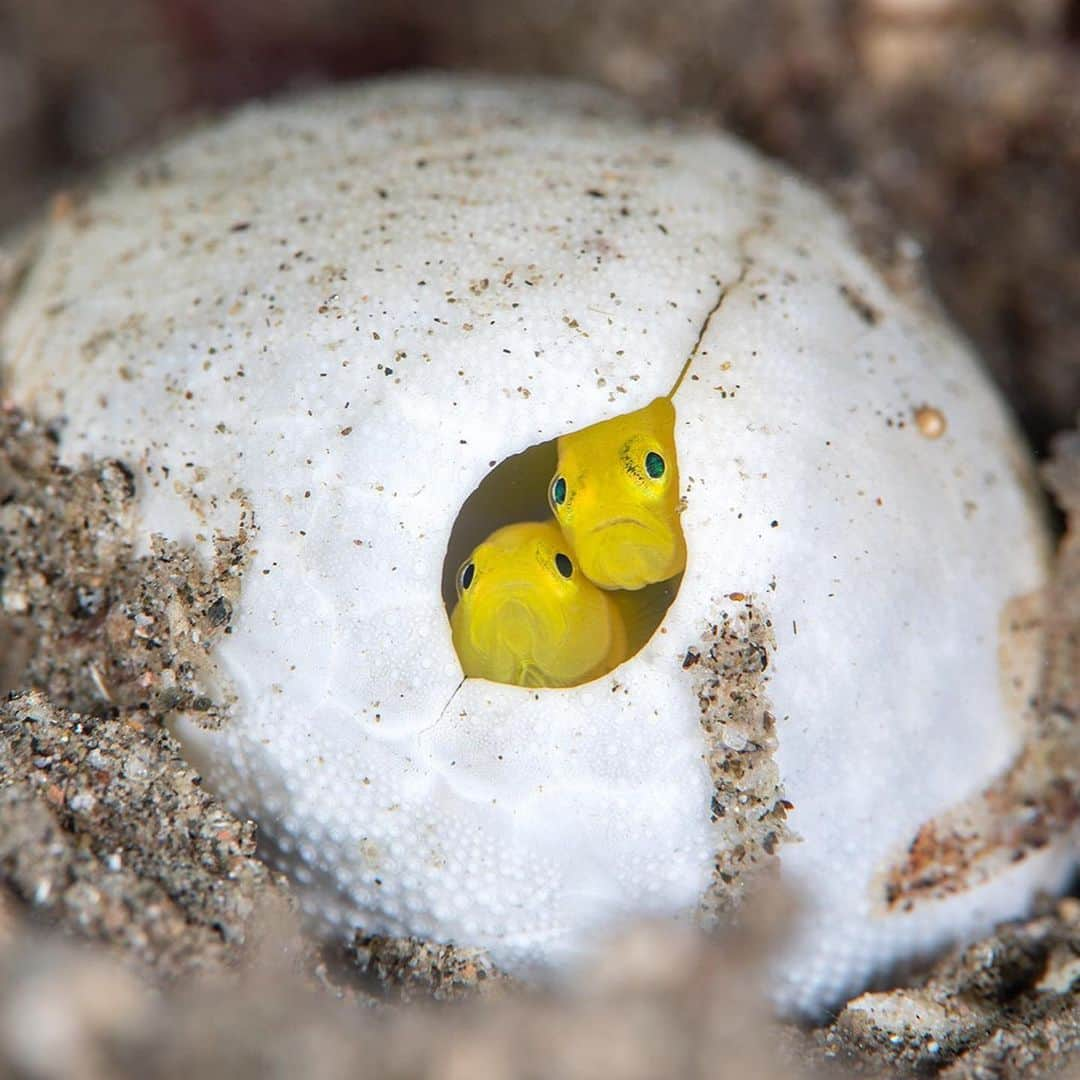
[645,451,665,479]
[459,561,475,591]
[554,552,573,578]
[551,475,567,507]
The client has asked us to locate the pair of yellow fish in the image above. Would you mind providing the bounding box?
[450,397,685,688]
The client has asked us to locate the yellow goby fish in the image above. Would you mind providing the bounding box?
[549,396,685,591]
[450,520,629,688]
[546,287,733,592]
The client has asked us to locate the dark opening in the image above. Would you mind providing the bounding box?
[442,432,683,680]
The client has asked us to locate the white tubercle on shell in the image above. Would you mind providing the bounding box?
[2,76,1073,1017]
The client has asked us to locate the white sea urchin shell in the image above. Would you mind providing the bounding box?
[2,75,1073,1016]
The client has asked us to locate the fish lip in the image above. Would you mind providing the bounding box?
[591,516,649,533]
[487,587,566,648]
[486,584,554,623]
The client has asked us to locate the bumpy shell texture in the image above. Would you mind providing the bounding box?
[2,76,1072,1017]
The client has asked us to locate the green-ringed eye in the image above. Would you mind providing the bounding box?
[459,561,475,591]
[645,451,665,479]
[551,475,567,507]
[554,552,573,578]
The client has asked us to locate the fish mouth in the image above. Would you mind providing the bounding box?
[581,515,680,590]
[592,516,651,534]
[486,584,563,627]
[491,594,563,656]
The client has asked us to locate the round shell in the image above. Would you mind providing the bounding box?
[2,76,1071,1016]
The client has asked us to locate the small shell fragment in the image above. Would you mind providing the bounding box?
[915,405,948,439]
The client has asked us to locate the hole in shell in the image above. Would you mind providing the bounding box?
[442,418,684,688]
